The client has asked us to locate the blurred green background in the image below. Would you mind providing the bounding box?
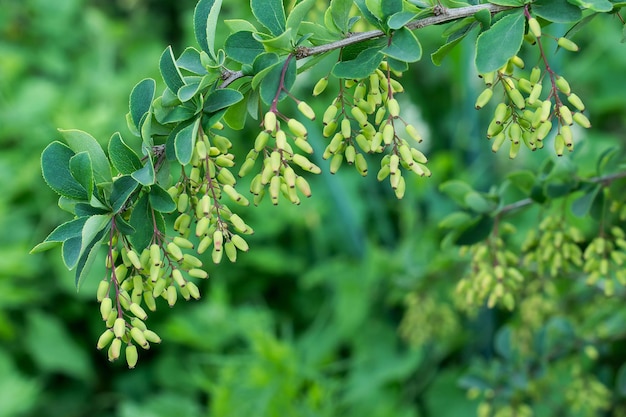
[3,1,626,416]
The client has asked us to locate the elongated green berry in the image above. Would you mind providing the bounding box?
[264,111,277,132]
[108,338,122,361]
[298,101,316,120]
[475,88,493,110]
[567,93,585,112]
[528,17,541,38]
[555,76,571,95]
[113,318,126,339]
[557,37,579,52]
[312,77,328,96]
[130,327,149,348]
[126,344,139,368]
[573,112,591,128]
[97,329,115,350]
[129,302,148,320]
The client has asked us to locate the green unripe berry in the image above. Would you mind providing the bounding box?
[126,344,139,368]
[130,327,149,349]
[573,112,591,128]
[129,302,148,320]
[264,111,277,132]
[557,37,579,52]
[474,88,493,110]
[108,338,122,362]
[297,101,316,120]
[113,318,126,339]
[528,17,541,38]
[97,329,115,350]
[312,77,328,96]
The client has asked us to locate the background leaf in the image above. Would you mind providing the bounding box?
[250,0,286,36]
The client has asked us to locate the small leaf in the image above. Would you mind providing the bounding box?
[159,46,186,94]
[330,0,353,33]
[494,325,513,359]
[354,0,381,27]
[62,237,82,270]
[204,88,244,113]
[41,141,88,201]
[439,179,475,207]
[387,11,419,30]
[596,146,619,175]
[30,217,89,254]
[431,36,465,66]
[177,47,208,74]
[475,10,525,73]
[225,31,265,64]
[332,46,384,79]
[251,0,286,36]
[108,132,142,175]
[80,214,112,257]
[131,159,155,186]
[506,170,536,195]
[533,0,582,22]
[464,191,496,214]
[571,184,601,217]
[129,194,153,252]
[149,184,177,213]
[286,0,316,33]
[58,129,112,185]
[488,0,525,5]
[193,0,223,58]
[224,90,250,129]
[260,57,296,105]
[616,363,626,397]
[454,215,494,245]
[438,211,473,229]
[75,227,107,289]
[69,152,94,198]
[174,118,202,165]
[381,0,402,19]
[381,27,422,63]
[110,175,139,213]
[129,78,156,130]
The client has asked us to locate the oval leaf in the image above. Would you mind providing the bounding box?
[475,10,525,73]
[108,132,142,175]
[149,184,177,213]
[174,118,201,165]
[129,78,156,130]
[381,27,422,63]
[194,0,223,58]
[251,0,286,36]
[225,31,265,64]
[204,88,244,113]
[159,46,186,93]
[41,141,88,201]
[58,129,112,185]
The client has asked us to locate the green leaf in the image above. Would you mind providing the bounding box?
[80,214,112,258]
[193,0,223,58]
[149,184,177,213]
[110,175,139,213]
[41,141,88,201]
[332,46,384,79]
[62,237,82,269]
[30,217,89,254]
[381,27,422,63]
[439,179,475,207]
[596,146,620,175]
[260,57,297,105]
[533,0,582,22]
[254,28,294,53]
[506,170,536,195]
[69,152,94,198]
[58,129,112,185]
[464,191,497,214]
[473,9,491,29]
[177,47,208,74]
[488,0,525,5]
[438,211,474,229]
[114,215,136,236]
[129,78,156,130]
[75,226,107,289]
[159,46,186,94]
[204,88,244,113]
[616,363,626,397]
[108,132,142,175]
[365,0,383,19]
[175,118,202,165]
[129,194,153,252]
[131,159,155,186]
[225,31,265,64]
[330,0,353,33]
[225,19,258,33]
[224,90,250,129]
[387,11,419,30]
[381,0,402,19]
[571,184,601,217]
[475,10,525,73]
[251,0,286,36]
[431,36,465,66]
[286,0,316,33]
[494,325,514,359]
[454,215,494,245]
[354,0,381,27]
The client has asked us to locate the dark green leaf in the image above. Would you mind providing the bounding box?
[224,89,250,129]
[616,363,626,397]
[58,129,112,185]
[41,141,88,201]
[110,175,139,213]
[131,159,155,186]
[69,152,94,198]
[177,47,208,74]
[194,0,223,58]
[464,191,497,214]
[254,28,294,53]
[488,0,525,5]
[175,118,201,165]
[30,217,89,253]
[474,9,491,29]
[159,46,186,93]
[545,181,576,198]
[251,0,286,36]
[494,325,513,359]
[204,88,244,113]
[154,100,197,124]
[74,203,109,217]
[571,184,601,217]
[260,57,297,105]
[381,27,422,63]
[108,132,142,175]
[149,184,177,213]
[475,10,525,73]
[177,82,202,102]
[80,214,112,257]
[225,31,265,64]
[533,0,582,22]
[332,46,384,79]
[129,78,156,130]
[596,146,619,175]
[381,0,402,19]
[454,215,494,245]
[129,194,153,252]
[114,215,136,235]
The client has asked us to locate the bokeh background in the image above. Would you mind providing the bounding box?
[2,1,626,416]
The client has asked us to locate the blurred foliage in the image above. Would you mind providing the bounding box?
[3,0,626,416]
